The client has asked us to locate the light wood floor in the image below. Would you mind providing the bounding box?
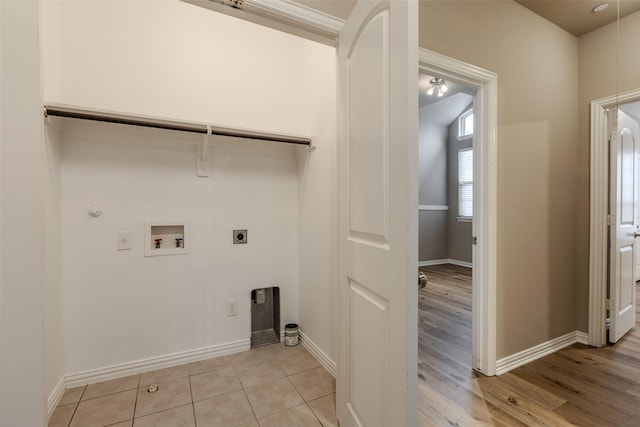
[418,264,640,427]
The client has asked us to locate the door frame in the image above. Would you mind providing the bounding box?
[589,88,640,346]
[418,48,498,375]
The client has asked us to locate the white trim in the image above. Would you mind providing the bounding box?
[419,259,448,267]
[47,333,336,416]
[589,88,640,347]
[299,330,337,378]
[47,376,65,419]
[448,259,472,268]
[64,339,249,388]
[182,0,344,46]
[495,331,582,375]
[419,48,498,376]
[245,0,344,34]
[418,204,448,211]
[419,259,472,268]
[577,331,590,345]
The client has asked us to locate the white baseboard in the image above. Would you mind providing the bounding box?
[448,259,472,268]
[496,331,584,375]
[63,338,250,389]
[418,259,448,267]
[576,331,589,345]
[49,332,337,415]
[299,330,337,378]
[419,259,472,268]
[47,376,66,419]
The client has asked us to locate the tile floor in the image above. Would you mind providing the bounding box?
[49,343,338,427]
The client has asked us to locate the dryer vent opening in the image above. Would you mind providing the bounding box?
[250,287,280,347]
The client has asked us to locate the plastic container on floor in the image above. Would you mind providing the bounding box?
[284,323,299,346]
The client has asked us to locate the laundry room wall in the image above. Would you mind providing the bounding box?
[40,0,336,381]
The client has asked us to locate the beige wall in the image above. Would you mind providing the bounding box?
[576,11,640,331]
[419,1,580,358]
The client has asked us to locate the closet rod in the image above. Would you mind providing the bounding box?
[43,104,312,146]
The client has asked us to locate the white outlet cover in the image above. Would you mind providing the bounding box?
[117,232,132,250]
[227,300,238,317]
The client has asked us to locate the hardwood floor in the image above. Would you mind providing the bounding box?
[417,264,640,426]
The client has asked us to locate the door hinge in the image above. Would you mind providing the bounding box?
[606,299,615,310]
[607,215,615,226]
[472,236,477,245]
[609,130,616,142]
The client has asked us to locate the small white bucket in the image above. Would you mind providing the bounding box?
[284,323,299,346]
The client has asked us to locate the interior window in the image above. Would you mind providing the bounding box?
[458,109,474,138]
[458,147,473,219]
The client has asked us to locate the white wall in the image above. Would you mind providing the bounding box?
[1,1,46,425]
[41,0,337,377]
[43,0,329,137]
[297,117,337,363]
[60,122,300,373]
[43,121,64,406]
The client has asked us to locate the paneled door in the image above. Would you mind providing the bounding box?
[336,1,418,426]
[609,109,639,342]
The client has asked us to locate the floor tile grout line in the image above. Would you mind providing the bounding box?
[233,362,261,425]
[76,385,141,404]
[130,373,141,426]
[188,374,198,427]
[65,384,87,427]
[131,403,195,423]
[242,387,261,425]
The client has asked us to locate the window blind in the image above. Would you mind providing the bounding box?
[458,148,473,218]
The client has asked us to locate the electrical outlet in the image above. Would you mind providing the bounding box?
[117,232,132,250]
[227,300,238,317]
[233,229,247,244]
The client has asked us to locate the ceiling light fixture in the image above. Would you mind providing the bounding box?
[592,3,609,13]
[427,78,448,98]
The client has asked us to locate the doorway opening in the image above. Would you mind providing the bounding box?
[418,48,497,378]
[589,91,640,346]
[417,71,476,385]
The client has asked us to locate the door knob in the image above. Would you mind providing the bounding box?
[634,231,640,238]
[418,272,427,289]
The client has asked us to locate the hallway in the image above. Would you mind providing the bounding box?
[418,264,640,426]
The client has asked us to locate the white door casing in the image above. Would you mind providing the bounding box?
[337,1,418,426]
[589,90,640,347]
[636,150,640,280]
[609,109,638,343]
[418,49,498,376]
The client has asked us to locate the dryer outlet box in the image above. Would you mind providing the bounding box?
[233,229,247,244]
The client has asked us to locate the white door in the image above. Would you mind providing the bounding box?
[337,1,418,426]
[636,150,640,279]
[609,109,639,343]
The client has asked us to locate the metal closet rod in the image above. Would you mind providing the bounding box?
[43,104,312,146]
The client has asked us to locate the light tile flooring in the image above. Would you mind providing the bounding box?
[49,343,338,427]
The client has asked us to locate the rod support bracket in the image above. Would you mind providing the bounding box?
[196,126,211,177]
